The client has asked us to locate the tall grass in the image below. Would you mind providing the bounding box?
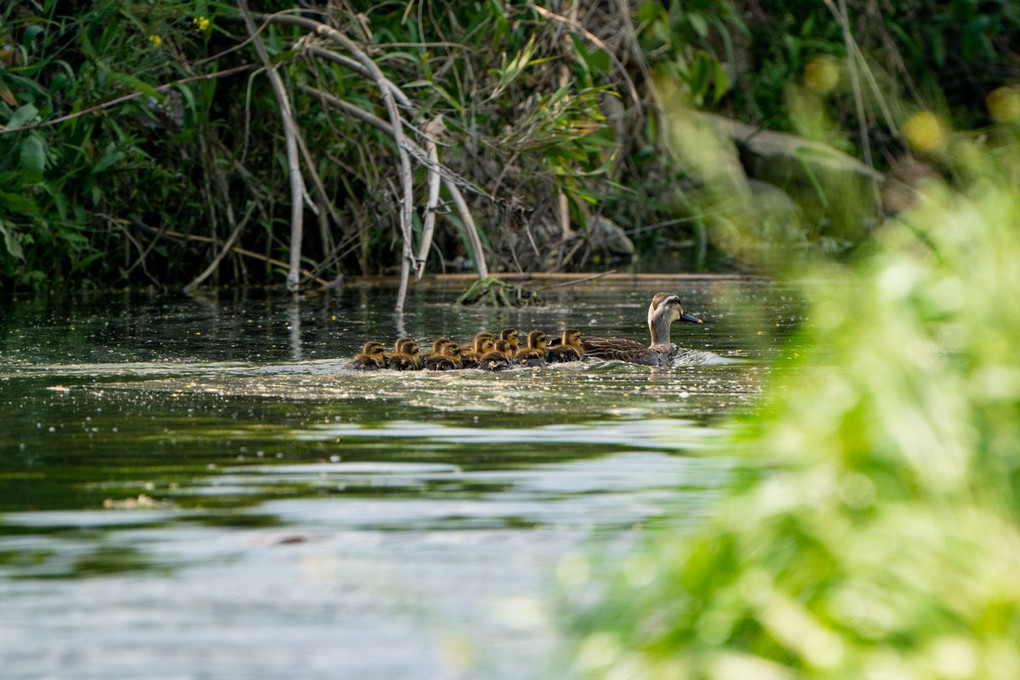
[561,116,1020,677]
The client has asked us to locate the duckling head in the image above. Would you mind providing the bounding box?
[494,339,513,357]
[402,340,420,357]
[361,341,387,357]
[473,333,495,353]
[562,328,583,349]
[431,337,453,354]
[500,328,520,350]
[444,343,463,359]
[526,330,548,350]
[393,337,414,353]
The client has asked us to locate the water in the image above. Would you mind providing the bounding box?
[0,279,800,679]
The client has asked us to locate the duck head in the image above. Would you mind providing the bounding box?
[647,293,702,346]
[649,293,702,326]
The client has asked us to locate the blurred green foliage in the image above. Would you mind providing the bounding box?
[562,101,1020,680]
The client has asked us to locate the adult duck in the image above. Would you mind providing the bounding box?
[583,292,702,366]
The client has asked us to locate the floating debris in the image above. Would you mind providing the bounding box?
[456,277,543,307]
[102,494,175,510]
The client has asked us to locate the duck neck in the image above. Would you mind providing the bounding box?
[648,313,673,348]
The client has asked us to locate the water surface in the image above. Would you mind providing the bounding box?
[0,279,799,679]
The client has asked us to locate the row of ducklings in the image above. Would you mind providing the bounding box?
[347,328,584,371]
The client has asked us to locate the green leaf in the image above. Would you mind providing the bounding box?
[0,190,40,215]
[688,13,709,38]
[270,49,301,65]
[19,134,46,182]
[688,53,712,99]
[7,103,39,129]
[713,61,730,102]
[2,72,49,99]
[175,83,196,114]
[635,1,661,25]
[0,218,24,260]
[91,144,124,175]
[113,74,160,99]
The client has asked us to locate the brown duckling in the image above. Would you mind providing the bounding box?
[461,331,495,348]
[546,329,584,363]
[583,292,702,366]
[346,341,387,370]
[462,333,497,369]
[499,328,520,353]
[424,338,453,363]
[387,338,423,370]
[477,339,513,371]
[514,330,548,367]
[425,341,464,371]
[384,337,414,365]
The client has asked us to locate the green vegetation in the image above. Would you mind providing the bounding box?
[560,71,1020,680]
[1,2,1016,295]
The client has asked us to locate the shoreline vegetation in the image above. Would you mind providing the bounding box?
[1,2,1016,305]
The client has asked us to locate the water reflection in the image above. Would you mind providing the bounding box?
[0,280,799,679]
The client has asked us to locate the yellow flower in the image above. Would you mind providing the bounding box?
[148,34,162,48]
[193,16,210,32]
[804,55,840,95]
[986,86,1020,123]
[903,111,946,153]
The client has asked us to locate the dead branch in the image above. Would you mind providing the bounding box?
[294,82,489,280]
[304,45,415,111]
[238,2,308,293]
[183,201,257,293]
[253,12,419,312]
[416,115,444,281]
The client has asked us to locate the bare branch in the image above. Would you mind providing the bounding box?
[183,201,257,293]
[296,83,489,281]
[416,115,445,281]
[238,2,307,293]
[253,12,419,311]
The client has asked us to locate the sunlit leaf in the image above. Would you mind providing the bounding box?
[7,103,39,128]
[19,134,46,182]
[0,218,24,260]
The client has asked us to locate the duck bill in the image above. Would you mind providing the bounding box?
[680,312,703,325]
